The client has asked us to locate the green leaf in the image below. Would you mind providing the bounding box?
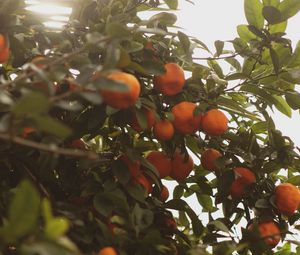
[287,175,300,185]
[214,40,224,57]
[270,47,280,75]
[13,92,50,117]
[263,0,280,6]
[32,115,72,138]
[244,0,264,29]
[208,220,230,233]
[149,12,177,26]
[196,194,214,212]
[278,0,300,21]
[252,121,268,134]
[164,0,178,9]
[269,21,287,34]
[287,41,300,68]
[225,58,242,71]
[105,23,131,38]
[285,92,300,110]
[45,218,70,240]
[178,31,191,56]
[262,6,282,24]
[272,95,292,117]
[237,25,257,42]
[7,180,40,240]
[140,60,166,75]
[165,199,204,236]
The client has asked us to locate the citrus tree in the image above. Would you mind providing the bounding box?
[0,0,300,254]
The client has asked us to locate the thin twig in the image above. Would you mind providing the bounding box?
[0,36,111,89]
[0,132,113,161]
[193,53,238,61]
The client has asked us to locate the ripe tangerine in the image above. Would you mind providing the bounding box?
[98,247,118,255]
[275,183,300,216]
[201,109,228,136]
[171,101,202,135]
[153,63,185,96]
[101,72,140,109]
[201,148,222,171]
[170,152,194,181]
[153,119,174,141]
[146,151,172,179]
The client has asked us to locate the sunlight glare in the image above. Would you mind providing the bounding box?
[50,15,69,22]
[26,4,72,15]
[43,21,66,29]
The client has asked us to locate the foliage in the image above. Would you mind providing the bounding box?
[0,0,299,254]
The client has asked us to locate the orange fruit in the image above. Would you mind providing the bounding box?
[22,127,36,138]
[0,47,9,63]
[119,155,141,179]
[0,34,6,50]
[100,72,140,109]
[275,183,300,216]
[98,247,118,255]
[31,55,47,69]
[249,221,281,247]
[164,217,177,232]
[69,139,86,150]
[133,174,153,195]
[146,151,172,178]
[201,109,228,136]
[171,101,202,135]
[153,63,185,96]
[153,119,174,141]
[201,148,222,171]
[129,107,156,132]
[170,152,194,181]
[160,185,169,202]
[230,167,256,199]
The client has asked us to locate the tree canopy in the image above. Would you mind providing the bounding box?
[0,0,300,254]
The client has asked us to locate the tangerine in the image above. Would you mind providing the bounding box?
[171,101,202,135]
[119,155,141,179]
[275,183,300,216]
[201,148,222,171]
[133,174,153,195]
[201,109,228,136]
[146,151,172,178]
[249,221,281,247]
[153,63,185,96]
[98,247,118,255]
[230,167,256,199]
[0,47,9,63]
[170,152,194,181]
[153,119,174,141]
[160,185,169,202]
[101,72,140,109]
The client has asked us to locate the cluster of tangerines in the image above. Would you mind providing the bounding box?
[97,62,300,251]
[0,34,9,64]
[20,53,300,253]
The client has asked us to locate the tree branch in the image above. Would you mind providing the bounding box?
[0,132,113,161]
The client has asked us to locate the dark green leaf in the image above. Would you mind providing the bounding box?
[270,47,280,75]
[262,6,282,24]
[214,40,224,57]
[285,92,300,110]
[149,12,177,26]
[13,92,50,117]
